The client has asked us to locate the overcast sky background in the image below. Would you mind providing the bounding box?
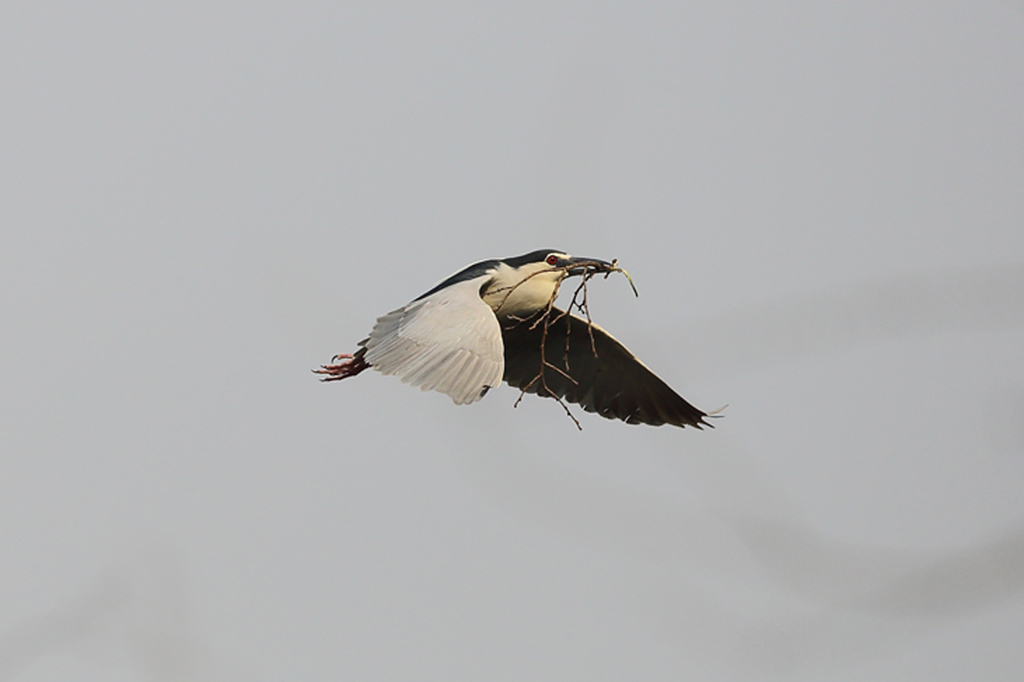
[2,2,1023,680]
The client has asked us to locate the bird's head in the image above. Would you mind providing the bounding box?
[485,250,615,317]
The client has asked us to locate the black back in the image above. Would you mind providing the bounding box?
[414,250,565,301]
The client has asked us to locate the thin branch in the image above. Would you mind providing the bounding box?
[506,260,635,430]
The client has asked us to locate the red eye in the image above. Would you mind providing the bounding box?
[546,255,559,265]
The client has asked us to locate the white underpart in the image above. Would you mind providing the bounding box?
[481,262,566,319]
[363,275,505,405]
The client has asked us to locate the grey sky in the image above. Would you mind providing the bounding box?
[2,2,1023,680]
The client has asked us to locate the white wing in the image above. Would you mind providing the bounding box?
[362,275,504,405]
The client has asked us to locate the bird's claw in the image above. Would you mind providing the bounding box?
[313,353,368,381]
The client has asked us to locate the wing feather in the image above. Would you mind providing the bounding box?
[501,308,711,428]
[362,277,504,405]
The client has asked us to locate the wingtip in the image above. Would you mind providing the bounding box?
[693,404,728,430]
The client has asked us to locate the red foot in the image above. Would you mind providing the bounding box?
[313,352,369,382]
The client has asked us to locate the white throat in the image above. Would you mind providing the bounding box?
[481,263,565,319]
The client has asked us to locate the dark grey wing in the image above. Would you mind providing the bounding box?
[501,308,711,428]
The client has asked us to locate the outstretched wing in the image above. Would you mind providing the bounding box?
[501,308,711,428]
[362,275,504,405]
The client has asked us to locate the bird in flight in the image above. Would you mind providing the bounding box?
[315,250,714,429]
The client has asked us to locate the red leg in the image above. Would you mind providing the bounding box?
[312,352,369,382]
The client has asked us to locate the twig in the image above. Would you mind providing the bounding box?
[505,259,635,430]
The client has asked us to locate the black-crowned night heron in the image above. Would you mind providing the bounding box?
[315,250,714,429]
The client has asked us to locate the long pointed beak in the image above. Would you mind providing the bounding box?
[565,256,614,277]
